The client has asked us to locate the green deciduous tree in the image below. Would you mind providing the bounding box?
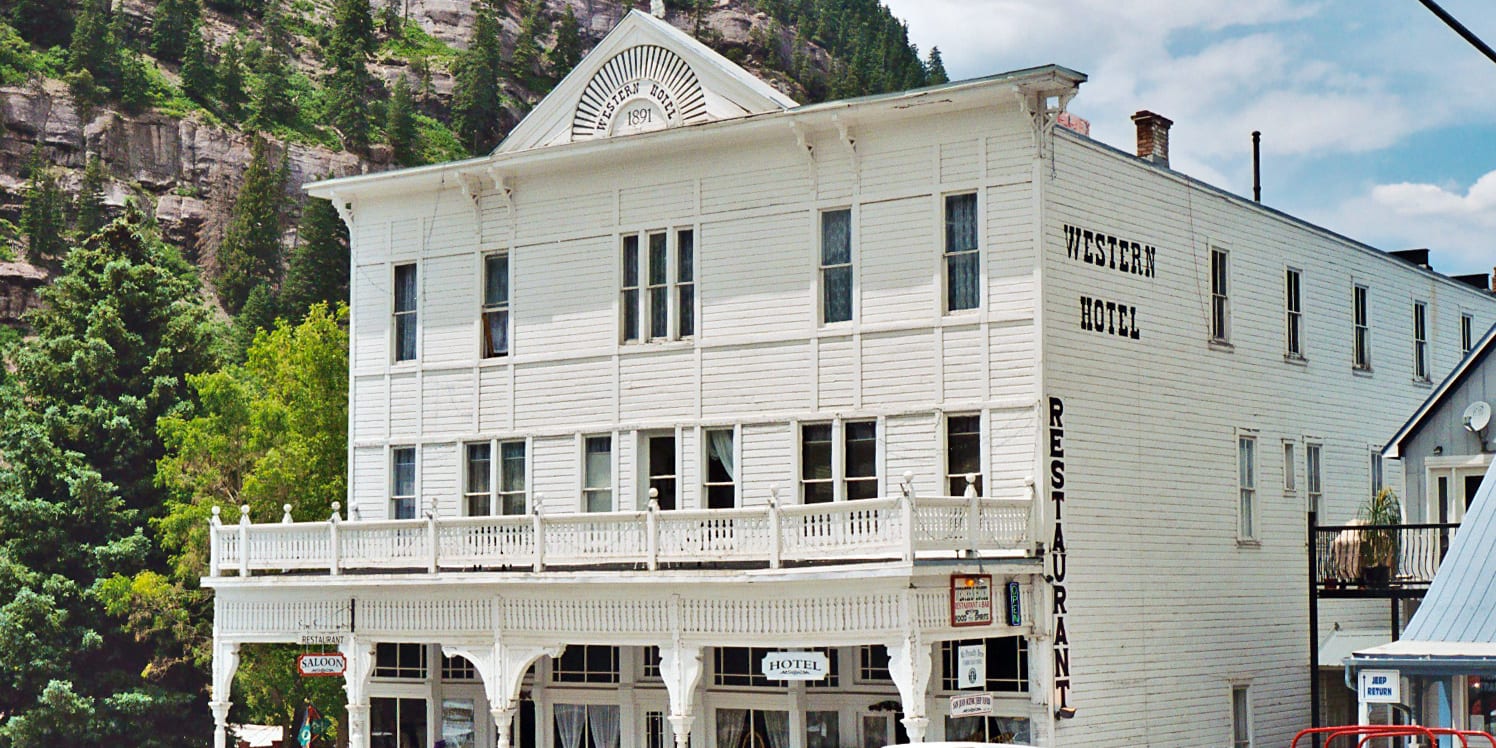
[451,3,505,153]
[215,136,288,314]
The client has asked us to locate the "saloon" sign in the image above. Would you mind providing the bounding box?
[296,653,347,677]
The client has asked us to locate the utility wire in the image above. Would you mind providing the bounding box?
[1417,0,1496,66]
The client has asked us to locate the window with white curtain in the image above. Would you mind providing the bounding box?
[704,428,735,509]
[820,209,852,324]
[499,441,527,515]
[622,229,694,343]
[464,442,492,515]
[583,436,612,513]
[482,252,509,357]
[944,193,979,312]
[391,446,415,519]
[715,709,791,748]
[553,704,620,748]
[393,263,418,362]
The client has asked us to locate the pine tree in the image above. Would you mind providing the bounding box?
[217,38,248,119]
[68,0,120,95]
[547,5,584,78]
[20,154,68,264]
[74,155,109,240]
[924,46,948,85]
[386,75,418,166]
[215,137,288,314]
[451,4,505,154]
[151,0,201,63]
[181,25,216,105]
[381,0,404,38]
[233,282,279,356]
[117,51,154,114]
[249,41,297,129]
[279,194,349,322]
[324,0,376,150]
[5,0,74,49]
[508,0,547,88]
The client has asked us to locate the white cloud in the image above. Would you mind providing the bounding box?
[1371,172,1496,227]
[1315,171,1496,275]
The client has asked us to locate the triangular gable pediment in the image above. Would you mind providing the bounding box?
[496,10,798,154]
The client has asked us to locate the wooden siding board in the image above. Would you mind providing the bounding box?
[858,196,933,328]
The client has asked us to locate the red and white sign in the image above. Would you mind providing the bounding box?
[297,653,347,677]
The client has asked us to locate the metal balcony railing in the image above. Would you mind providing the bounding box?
[1311,521,1459,593]
[208,493,1035,578]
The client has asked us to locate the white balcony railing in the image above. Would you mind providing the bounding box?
[208,492,1033,578]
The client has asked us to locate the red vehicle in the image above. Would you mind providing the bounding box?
[1291,725,1496,748]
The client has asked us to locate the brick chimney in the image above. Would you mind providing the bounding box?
[1132,110,1173,168]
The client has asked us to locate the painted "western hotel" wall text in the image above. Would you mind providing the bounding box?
[1064,224,1157,340]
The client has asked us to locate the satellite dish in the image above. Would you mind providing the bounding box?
[1462,401,1491,432]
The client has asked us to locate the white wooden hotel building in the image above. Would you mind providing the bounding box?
[204,9,1496,748]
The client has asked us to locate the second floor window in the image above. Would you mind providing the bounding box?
[1285,268,1302,358]
[946,414,983,496]
[391,446,415,519]
[583,436,612,513]
[498,441,527,515]
[393,264,417,362]
[1353,284,1371,370]
[821,209,852,324]
[482,253,510,358]
[945,193,979,312]
[1238,435,1256,541]
[1306,442,1323,516]
[704,428,736,509]
[646,434,678,510]
[801,421,879,502]
[464,443,491,515]
[1413,301,1429,381]
[1462,313,1474,357]
[1210,248,1229,342]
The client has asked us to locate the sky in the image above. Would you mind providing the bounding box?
[881,0,1496,277]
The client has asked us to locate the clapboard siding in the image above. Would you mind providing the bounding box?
[512,358,613,430]
[352,446,385,519]
[388,372,419,438]
[422,369,473,437]
[859,196,934,328]
[531,435,573,514]
[351,262,389,371]
[515,235,617,354]
[699,212,810,340]
[885,412,939,497]
[701,341,811,419]
[862,330,935,408]
[1040,130,1496,748]
[353,375,386,441]
[619,179,693,226]
[421,442,458,516]
[739,422,793,507]
[942,325,985,403]
[619,348,696,423]
[422,253,476,365]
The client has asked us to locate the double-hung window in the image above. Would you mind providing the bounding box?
[498,441,526,515]
[1210,248,1229,343]
[1238,434,1256,541]
[944,193,979,312]
[1306,441,1323,516]
[1461,313,1474,357]
[1285,267,1302,358]
[622,229,695,342]
[393,263,418,362]
[464,443,492,515]
[1413,301,1429,381]
[1282,440,1296,494]
[482,253,510,358]
[946,414,983,496]
[1353,284,1371,370]
[704,428,736,509]
[1370,447,1384,495]
[391,446,416,519]
[583,436,612,513]
[1232,685,1252,748]
[820,209,852,324]
[800,421,878,502]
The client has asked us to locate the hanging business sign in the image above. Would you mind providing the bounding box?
[296,653,347,677]
[951,573,993,627]
[950,693,994,717]
[761,651,829,681]
[298,633,343,645]
[1358,670,1400,704]
[958,644,985,690]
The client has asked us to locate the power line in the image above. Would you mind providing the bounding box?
[1416,0,1496,66]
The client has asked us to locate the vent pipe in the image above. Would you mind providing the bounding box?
[1252,131,1262,202]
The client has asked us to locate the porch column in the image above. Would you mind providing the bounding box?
[888,631,934,743]
[341,636,376,748]
[443,640,562,748]
[658,641,705,748]
[210,639,240,748]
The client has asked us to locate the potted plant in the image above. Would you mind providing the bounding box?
[1358,487,1401,587]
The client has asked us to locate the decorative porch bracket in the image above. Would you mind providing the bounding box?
[442,641,563,748]
[658,641,706,748]
[887,630,933,743]
[340,636,377,748]
[210,639,240,748]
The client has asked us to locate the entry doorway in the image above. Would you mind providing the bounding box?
[1428,455,1492,527]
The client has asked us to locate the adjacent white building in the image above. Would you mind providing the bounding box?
[204,10,1496,748]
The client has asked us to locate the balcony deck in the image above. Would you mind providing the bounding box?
[208,494,1035,578]
[1312,521,1459,599]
